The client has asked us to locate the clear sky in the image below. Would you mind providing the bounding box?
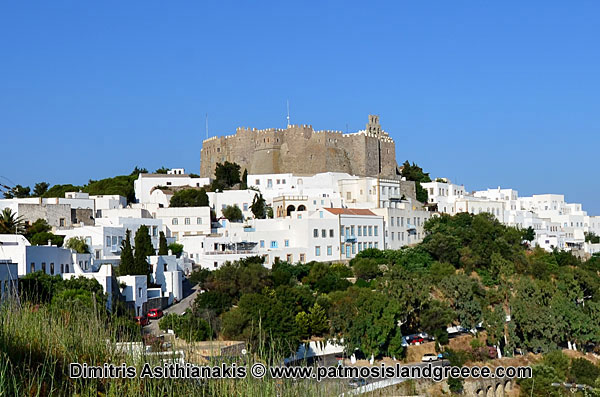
[1,2,599,213]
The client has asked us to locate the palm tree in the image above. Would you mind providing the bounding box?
[0,208,25,234]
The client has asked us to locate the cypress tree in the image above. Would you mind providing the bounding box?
[119,229,134,275]
[158,231,168,255]
[134,225,154,275]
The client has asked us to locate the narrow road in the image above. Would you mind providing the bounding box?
[145,279,201,335]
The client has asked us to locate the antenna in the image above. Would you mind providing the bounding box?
[205,113,209,140]
[286,100,290,127]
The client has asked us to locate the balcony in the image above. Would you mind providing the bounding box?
[343,235,357,243]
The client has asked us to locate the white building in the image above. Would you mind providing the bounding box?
[63,263,114,310]
[117,275,148,317]
[153,207,211,241]
[0,259,18,302]
[134,172,210,204]
[372,205,431,250]
[207,190,259,220]
[0,234,92,277]
[148,255,184,304]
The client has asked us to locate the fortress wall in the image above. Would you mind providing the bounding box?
[200,116,399,179]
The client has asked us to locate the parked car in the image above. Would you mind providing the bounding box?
[134,316,149,326]
[421,353,438,362]
[147,308,164,319]
[409,337,424,345]
[348,378,368,388]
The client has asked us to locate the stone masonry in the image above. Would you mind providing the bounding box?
[200,115,400,179]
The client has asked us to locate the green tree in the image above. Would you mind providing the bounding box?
[169,188,209,207]
[420,300,454,345]
[568,358,600,386]
[308,303,329,337]
[155,167,169,174]
[351,258,380,280]
[241,168,248,189]
[119,230,135,275]
[329,287,404,358]
[250,193,267,219]
[194,290,233,316]
[133,225,154,275]
[158,231,168,255]
[3,184,31,199]
[65,236,89,253]
[24,218,51,240]
[222,205,243,222]
[400,161,431,203]
[0,208,25,234]
[30,232,64,247]
[32,182,49,197]
[214,161,241,188]
[522,226,536,242]
[167,242,184,257]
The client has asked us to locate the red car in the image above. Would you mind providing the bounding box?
[134,316,149,326]
[147,308,164,319]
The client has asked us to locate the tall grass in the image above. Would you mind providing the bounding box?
[0,299,342,396]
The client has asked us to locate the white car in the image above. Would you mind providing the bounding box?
[421,353,438,362]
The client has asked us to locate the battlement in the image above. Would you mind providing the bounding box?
[200,114,399,179]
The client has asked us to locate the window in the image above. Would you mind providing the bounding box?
[282,179,286,184]
[358,242,362,251]
[255,179,260,185]
[391,217,394,227]
[368,242,373,249]
[197,217,202,224]
[61,264,64,273]
[299,253,305,263]
[185,217,190,225]
[50,263,54,275]
[358,226,362,236]
[270,241,278,248]
[243,203,248,211]
[286,254,293,262]
[321,229,326,238]
[327,246,332,255]
[368,226,372,236]
[106,236,111,247]
[30,262,35,273]
[329,229,334,237]
[42,262,46,273]
[350,225,355,236]
[172,218,178,225]
[345,245,351,258]
[138,288,142,298]
[391,232,395,240]
[267,179,273,187]
[59,218,65,227]
[284,239,289,247]
[65,264,69,273]
[315,246,321,256]
[319,211,324,218]
[313,229,319,238]
[166,182,172,186]
[276,179,280,184]
[260,240,265,248]
[352,243,356,254]
[374,242,378,248]
[374,226,378,236]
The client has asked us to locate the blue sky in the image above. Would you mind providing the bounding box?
[1,2,599,213]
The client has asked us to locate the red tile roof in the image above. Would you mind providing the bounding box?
[324,208,377,216]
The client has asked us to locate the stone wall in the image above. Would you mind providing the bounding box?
[18,203,72,230]
[200,115,399,179]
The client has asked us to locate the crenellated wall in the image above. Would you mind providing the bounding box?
[200,115,399,179]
